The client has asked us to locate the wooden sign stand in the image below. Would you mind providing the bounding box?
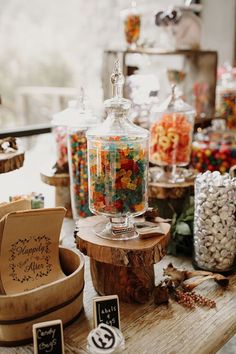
[76,216,170,304]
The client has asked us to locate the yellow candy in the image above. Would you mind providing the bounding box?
[205,149,211,157]
[134,203,144,212]
[127,182,136,190]
[121,177,131,185]
[167,132,179,145]
[115,162,121,169]
[155,125,166,136]
[159,136,171,150]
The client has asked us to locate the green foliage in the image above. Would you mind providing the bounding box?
[168,196,194,256]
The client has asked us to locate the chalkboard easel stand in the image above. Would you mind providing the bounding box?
[76,216,170,304]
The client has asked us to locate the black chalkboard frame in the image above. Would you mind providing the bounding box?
[32,319,65,354]
[93,295,120,330]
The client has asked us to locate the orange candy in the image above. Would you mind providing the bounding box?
[150,114,193,165]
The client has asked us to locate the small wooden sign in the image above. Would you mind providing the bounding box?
[33,319,64,354]
[93,295,120,329]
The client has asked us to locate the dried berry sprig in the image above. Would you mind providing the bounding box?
[187,291,216,308]
[174,289,195,309]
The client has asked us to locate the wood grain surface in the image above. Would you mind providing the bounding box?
[1,220,236,354]
[76,216,171,267]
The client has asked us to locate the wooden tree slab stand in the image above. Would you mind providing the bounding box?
[76,216,170,303]
[0,150,24,174]
[40,169,72,218]
[149,167,196,199]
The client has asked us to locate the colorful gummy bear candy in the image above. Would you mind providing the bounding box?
[191,142,236,173]
[68,130,92,218]
[124,14,141,45]
[88,137,148,216]
[150,114,193,166]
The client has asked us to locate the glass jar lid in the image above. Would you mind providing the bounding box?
[52,88,98,128]
[156,85,196,115]
[87,60,149,139]
[194,119,236,143]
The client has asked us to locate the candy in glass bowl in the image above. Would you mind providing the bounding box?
[191,119,236,173]
[150,86,195,182]
[86,60,149,240]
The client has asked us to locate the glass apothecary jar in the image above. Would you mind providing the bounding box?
[67,91,99,219]
[121,1,141,49]
[52,102,77,173]
[191,119,236,173]
[86,60,149,240]
[194,171,236,272]
[150,86,195,182]
[216,68,236,130]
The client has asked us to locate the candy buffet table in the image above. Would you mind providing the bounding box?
[2,219,236,354]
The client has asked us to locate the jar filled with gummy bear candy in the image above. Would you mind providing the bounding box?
[150,86,195,182]
[86,60,149,240]
[67,89,99,220]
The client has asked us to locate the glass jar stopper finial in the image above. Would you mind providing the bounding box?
[110,59,124,98]
[78,87,85,110]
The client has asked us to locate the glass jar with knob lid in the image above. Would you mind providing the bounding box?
[150,85,195,183]
[86,60,149,240]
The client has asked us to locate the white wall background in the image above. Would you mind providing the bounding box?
[0,0,235,126]
[0,0,183,120]
[201,0,236,65]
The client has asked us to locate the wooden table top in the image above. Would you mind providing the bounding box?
[2,219,236,354]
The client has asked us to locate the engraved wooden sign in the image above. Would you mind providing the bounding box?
[0,208,66,294]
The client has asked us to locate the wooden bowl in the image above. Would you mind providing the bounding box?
[0,246,84,346]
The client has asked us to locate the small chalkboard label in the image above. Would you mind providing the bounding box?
[33,319,64,354]
[93,295,120,330]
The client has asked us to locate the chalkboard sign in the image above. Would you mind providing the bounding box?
[33,319,64,354]
[93,295,120,329]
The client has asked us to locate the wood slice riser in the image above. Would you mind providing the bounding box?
[90,259,154,303]
[0,152,24,174]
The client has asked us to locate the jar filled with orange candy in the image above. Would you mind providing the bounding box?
[86,60,149,240]
[122,1,141,48]
[150,86,195,182]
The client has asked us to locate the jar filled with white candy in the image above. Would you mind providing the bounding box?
[194,171,236,272]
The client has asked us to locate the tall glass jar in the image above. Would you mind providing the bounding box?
[86,60,149,240]
[121,1,141,49]
[67,90,98,219]
[150,86,195,182]
[52,102,78,173]
[216,69,236,130]
[194,171,236,272]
